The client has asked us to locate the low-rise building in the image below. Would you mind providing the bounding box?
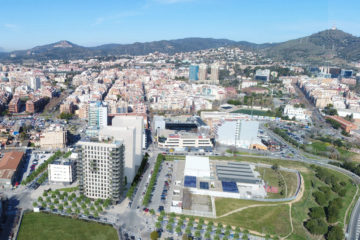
[0,152,25,188]
[48,159,75,184]
[157,129,213,150]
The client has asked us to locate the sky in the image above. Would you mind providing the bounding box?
[0,0,360,51]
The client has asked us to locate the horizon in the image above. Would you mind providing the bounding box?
[0,28,356,53]
[1,0,360,51]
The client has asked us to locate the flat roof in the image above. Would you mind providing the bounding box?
[184,156,210,173]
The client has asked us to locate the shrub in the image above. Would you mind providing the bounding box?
[313,191,327,206]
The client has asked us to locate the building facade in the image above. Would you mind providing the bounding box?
[189,65,199,81]
[88,101,108,128]
[48,160,75,183]
[77,141,125,202]
[40,125,67,149]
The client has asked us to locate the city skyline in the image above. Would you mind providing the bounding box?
[1,0,360,51]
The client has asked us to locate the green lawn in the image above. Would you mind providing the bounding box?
[17,212,118,240]
[218,204,292,237]
[215,198,283,217]
[209,155,357,239]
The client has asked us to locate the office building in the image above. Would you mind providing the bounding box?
[112,116,144,168]
[77,140,125,201]
[198,64,207,82]
[255,69,270,81]
[29,77,41,90]
[88,101,108,128]
[341,69,353,78]
[157,129,213,150]
[189,65,199,81]
[48,159,75,184]
[99,126,136,182]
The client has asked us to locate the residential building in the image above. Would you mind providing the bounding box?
[40,125,67,149]
[210,63,219,83]
[88,101,108,128]
[283,105,310,121]
[29,77,41,90]
[77,140,125,201]
[8,97,21,114]
[0,152,25,188]
[189,65,199,81]
[198,64,207,82]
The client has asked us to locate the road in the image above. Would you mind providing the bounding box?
[263,123,360,239]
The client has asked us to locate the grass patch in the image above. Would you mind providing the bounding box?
[17,212,117,240]
[164,155,186,161]
[215,198,284,217]
[218,204,291,237]
[231,109,272,116]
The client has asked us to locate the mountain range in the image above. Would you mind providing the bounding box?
[0,29,359,63]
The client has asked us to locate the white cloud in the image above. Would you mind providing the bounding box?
[93,11,142,26]
[3,23,18,30]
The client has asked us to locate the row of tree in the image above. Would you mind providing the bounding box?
[143,154,165,206]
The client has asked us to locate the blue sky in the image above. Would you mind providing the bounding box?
[0,0,359,50]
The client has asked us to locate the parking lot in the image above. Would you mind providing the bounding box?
[23,151,53,179]
[148,161,174,212]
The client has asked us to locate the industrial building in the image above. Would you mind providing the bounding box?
[0,152,25,188]
[216,120,266,150]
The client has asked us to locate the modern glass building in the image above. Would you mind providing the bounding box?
[189,65,199,81]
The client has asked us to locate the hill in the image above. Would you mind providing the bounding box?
[1,29,360,63]
[262,29,360,63]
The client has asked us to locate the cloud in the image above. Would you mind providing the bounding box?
[93,11,142,26]
[3,23,18,30]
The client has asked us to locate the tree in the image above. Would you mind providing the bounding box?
[155,222,162,229]
[38,196,43,202]
[166,223,173,232]
[176,226,182,235]
[41,202,46,208]
[97,205,103,212]
[195,230,201,238]
[84,209,90,216]
[309,207,325,219]
[33,202,38,207]
[58,204,64,211]
[94,211,99,218]
[72,202,77,208]
[305,218,328,235]
[50,205,55,211]
[271,163,279,171]
[205,231,211,239]
[150,231,159,240]
[327,226,344,240]
[54,199,59,204]
[185,227,191,235]
[66,208,72,214]
[75,208,80,214]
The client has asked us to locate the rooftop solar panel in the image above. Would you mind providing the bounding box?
[221,181,239,193]
[184,176,196,188]
[200,182,209,190]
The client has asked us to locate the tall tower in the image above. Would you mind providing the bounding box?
[77,140,125,202]
[210,63,219,84]
[189,65,199,81]
[198,63,207,82]
[88,101,108,128]
[29,77,41,90]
